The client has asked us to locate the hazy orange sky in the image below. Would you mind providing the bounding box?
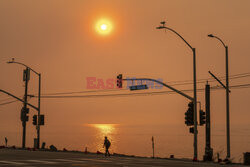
[0,0,250,155]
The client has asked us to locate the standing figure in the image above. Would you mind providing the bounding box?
[4,137,8,147]
[103,136,111,156]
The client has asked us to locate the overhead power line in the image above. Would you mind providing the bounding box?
[38,72,250,96]
[0,100,19,106]
[1,72,250,102]
[41,88,127,96]
[1,84,249,106]
[0,97,31,106]
[0,97,14,102]
[31,83,250,99]
[170,72,250,86]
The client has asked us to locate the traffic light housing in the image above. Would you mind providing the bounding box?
[199,110,206,126]
[21,108,25,121]
[33,115,37,125]
[189,127,194,134]
[189,127,198,134]
[25,116,29,122]
[39,115,45,125]
[185,102,194,126]
[25,108,29,114]
[117,74,123,88]
[21,107,29,122]
[23,68,30,81]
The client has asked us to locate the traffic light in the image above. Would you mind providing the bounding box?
[21,108,25,121]
[21,107,29,122]
[25,115,29,122]
[38,115,45,125]
[32,115,37,125]
[189,127,194,134]
[117,74,123,88]
[199,110,206,126]
[23,68,30,81]
[189,127,198,134]
[25,108,29,114]
[185,102,194,126]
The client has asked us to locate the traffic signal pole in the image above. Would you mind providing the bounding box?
[22,67,29,148]
[123,78,193,101]
[37,73,41,149]
[204,83,213,161]
[192,48,198,160]
[205,83,211,150]
[119,74,197,159]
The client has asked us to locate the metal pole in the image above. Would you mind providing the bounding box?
[22,67,29,148]
[205,83,211,149]
[123,78,193,101]
[22,116,26,148]
[225,46,230,158]
[193,48,198,160]
[152,136,155,158]
[37,74,41,149]
[207,35,230,159]
[156,24,198,159]
[6,60,42,149]
[204,83,213,161]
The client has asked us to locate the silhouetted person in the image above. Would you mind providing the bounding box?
[4,137,7,147]
[103,136,111,156]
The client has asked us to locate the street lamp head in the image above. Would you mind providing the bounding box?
[7,58,15,64]
[156,26,165,29]
[208,34,214,38]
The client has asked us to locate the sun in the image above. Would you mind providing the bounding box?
[95,18,113,35]
[101,24,107,30]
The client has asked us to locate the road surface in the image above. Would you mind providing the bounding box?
[0,148,246,167]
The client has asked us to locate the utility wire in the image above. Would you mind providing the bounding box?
[170,73,250,86]
[38,72,250,96]
[0,96,31,106]
[31,83,250,99]
[0,97,14,102]
[1,72,250,101]
[41,88,128,96]
[165,72,250,84]
[1,84,250,105]
[0,96,24,102]
[0,100,19,106]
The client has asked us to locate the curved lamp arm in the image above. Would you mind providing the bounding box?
[7,59,40,75]
[156,26,193,50]
[208,34,226,48]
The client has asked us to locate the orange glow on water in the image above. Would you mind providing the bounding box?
[87,124,118,152]
[92,124,116,134]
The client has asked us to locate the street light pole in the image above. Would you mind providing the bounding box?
[225,45,230,158]
[156,22,198,160]
[208,34,230,158]
[7,59,41,149]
